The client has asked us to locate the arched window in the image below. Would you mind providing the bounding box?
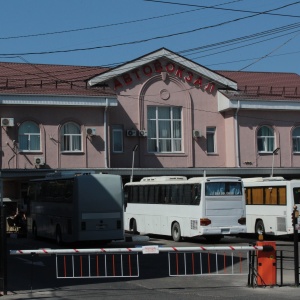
[18,121,40,151]
[61,122,82,152]
[292,127,300,152]
[257,126,274,152]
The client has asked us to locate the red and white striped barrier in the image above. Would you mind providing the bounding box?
[10,245,269,256]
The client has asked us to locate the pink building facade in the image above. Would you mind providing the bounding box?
[1,48,300,207]
[89,48,300,172]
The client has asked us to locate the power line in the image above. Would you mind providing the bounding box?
[0,0,241,40]
[1,22,298,90]
[188,28,300,60]
[238,32,300,71]
[145,0,300,18]
[0,4,299,88]
[0,2,297,57]
[205,50,300,67]
[179,22,300,55]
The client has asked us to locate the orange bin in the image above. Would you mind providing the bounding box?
[256,241,276,286]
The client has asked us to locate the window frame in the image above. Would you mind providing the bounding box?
[60,122,82,153]
[257,125,275,153]
[112,127,124,153]
[147,106,183,153]
[18,121,41,152]
[206,127,216,154]
[292,126,300,153]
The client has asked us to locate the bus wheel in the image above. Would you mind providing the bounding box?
[132,219,138,234]
[56,226,63,245]
[255,220,265,237]
[171,222,182,242]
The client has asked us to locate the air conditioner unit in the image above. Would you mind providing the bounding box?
[127,130,137,137]
[139,130,148,137]
[193,130,202,138]
[86,127,96,136]
[1,118,14,127]
[34,156,45,166]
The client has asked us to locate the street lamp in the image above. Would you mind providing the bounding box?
[271,147,280,177]
[130,144,139,182]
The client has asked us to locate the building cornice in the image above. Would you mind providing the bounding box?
[218,92,300,112]
[0,94,118,107]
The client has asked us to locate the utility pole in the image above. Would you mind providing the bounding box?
[130,144,139,182]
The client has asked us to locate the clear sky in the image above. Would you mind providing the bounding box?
[1,0,300,73]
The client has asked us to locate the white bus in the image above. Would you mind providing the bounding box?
[124,176,246,242]
[243,177,300,237]
[27,172,124,244]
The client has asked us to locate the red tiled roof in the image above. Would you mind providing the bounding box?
[217,70,300,100]
[0,61,299,100]
[0,62,115,97]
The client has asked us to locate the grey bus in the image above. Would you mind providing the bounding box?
[27,172,124,244]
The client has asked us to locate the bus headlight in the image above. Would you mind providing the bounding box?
[200,218,211,226]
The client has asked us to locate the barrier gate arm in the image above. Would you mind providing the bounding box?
[9,245,273,256]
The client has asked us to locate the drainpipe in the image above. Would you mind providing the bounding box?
[234,100,241,168]
[104,98,108,168]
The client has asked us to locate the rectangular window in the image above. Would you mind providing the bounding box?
[257,137,274,152]
[112,128,123,153]
[245,186,286,205]
[205,182,242,196]
[61,123,82,152]
[293,188,300,205]
[147,106,182,153]
[125,184,201,206]
[206,127,216,153]
[257,126,275,152]
[63,135,82,151]
[292,137,300,152]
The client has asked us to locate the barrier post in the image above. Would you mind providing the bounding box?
[292,205,299,287]
[256,241,276,286]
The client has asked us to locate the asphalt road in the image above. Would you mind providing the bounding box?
[2,234,300,299]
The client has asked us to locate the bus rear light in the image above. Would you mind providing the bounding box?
[200,218,211,226]
[238,217,246,225]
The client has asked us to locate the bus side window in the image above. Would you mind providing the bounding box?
[124,187,128,210]
[192,184,201,205]
[183,185,191,205]
[132,186,139,203]
[293,188,300,205]
[165,185,171,204]
[148,186,154,203]
[154,186,160,204]
[64,181,73,203]
[158,185,166,204]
